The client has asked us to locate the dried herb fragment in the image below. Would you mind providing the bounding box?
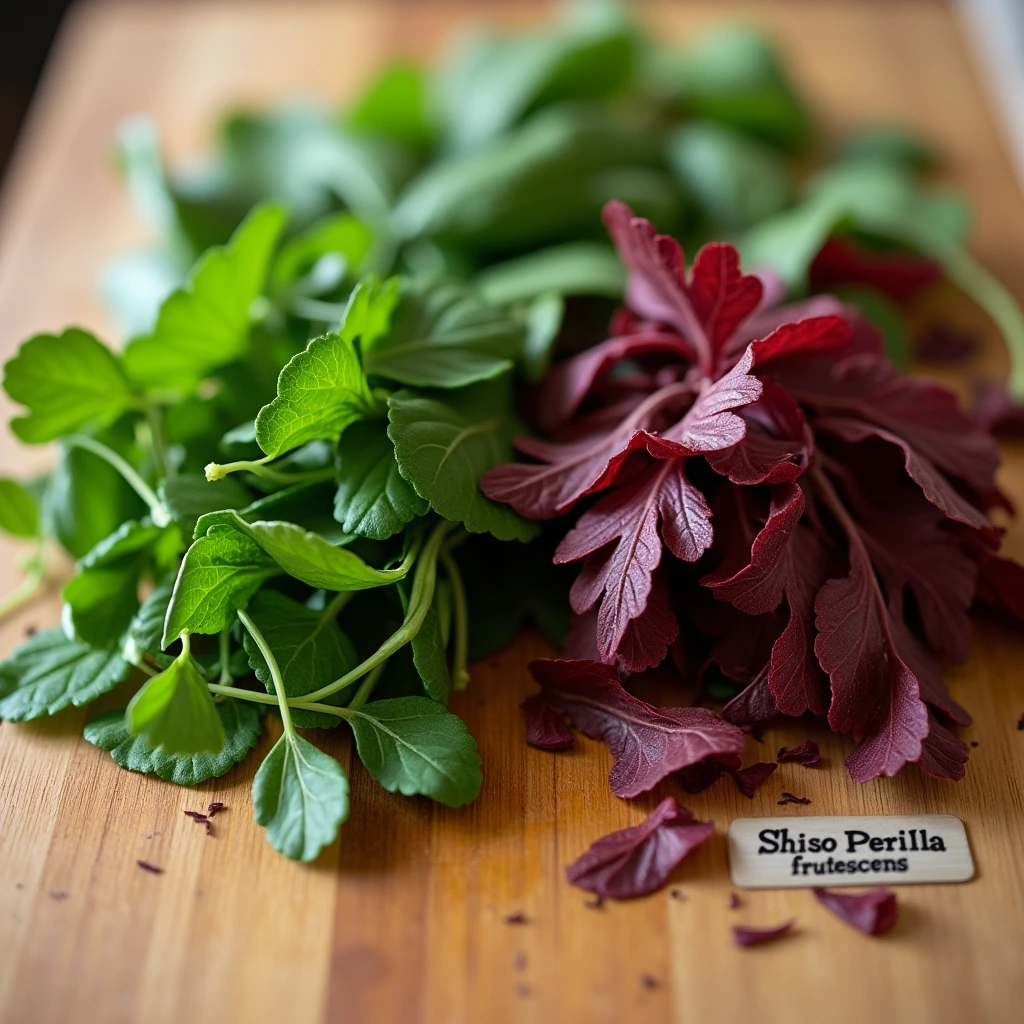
[777,792,811,805]
[776,741,821,766]
[137,860,164,874]
[728,892,740,910]
[207,802,226,817]
[585,895,605,910]
[565,796,713,899]
[640,974,660,990]
[732,919,795,947]
[504,911,528,925]
[814,887,898,935]
[732,761,778,797]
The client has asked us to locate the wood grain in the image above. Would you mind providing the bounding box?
[1,3,1023,1022]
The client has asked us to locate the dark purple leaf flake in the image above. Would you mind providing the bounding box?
[814,887,898,935]
[776,741,821,767]
[731,919,795,947]
[565,796,713,899]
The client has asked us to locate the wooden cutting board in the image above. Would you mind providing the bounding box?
[1,2,1022,1022]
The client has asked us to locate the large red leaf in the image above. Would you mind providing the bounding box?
[565,796,714,899]
[687,242,763,355]
[916,713,970,781]
[529,658,747,797]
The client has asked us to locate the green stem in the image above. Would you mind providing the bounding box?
[299,519,454,704]
[348,659,388,710]
[218,628,234,687]
[322,590,354,622]
[66,434,170,526]
[440,549,470,691]
[943,248,1024,400]
[237,609,296,740]
[0,555,45,622]
[205,456,335,485]
[145,403,170,479]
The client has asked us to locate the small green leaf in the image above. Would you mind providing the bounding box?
[126,650,225,755]
[159,473,251,536]
[667,121,791,232]
[3,328,136,443]
[163,526,279,645]
[388,381,539,542]
[128,577,177,656]
[241,589,357,728]
[253,732,349,861]
[254,278,390,458]
[361,279,523,389]
[84,699,262,785]
[270,212,373,293]
[410,593,451,706]
[0,629,130,721]
[347,697,481,806]
[123,202,287,391]
[195,509,412,592]
[475,242,624,305]
[0,478,39,538]
[334,418,427,540]
[62,520,168,649]
[348,61,434,147]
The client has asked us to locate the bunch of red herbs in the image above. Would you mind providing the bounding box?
[484,200,1023,783]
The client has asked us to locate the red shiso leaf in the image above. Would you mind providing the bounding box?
[974,381,1024,436]
[706,379,812,486]
[702,481,804,615]
[917,713,970,781]
[722,669,780,725]
[686,242,764,356]
[556,459,708,660]
[614,571,680,674]
[731,919,796,947]
[817,415,992,531]
[814,887,898,935]
[731,761,778,797]
[528,658,747,798]
[677,753,740,793]
[776,741,821,766]
[775,355,998,496]
[521,695,575,751]
[565,796,714,899]
[975,553,1024,625]
[767,525,833,717]
[532,332,693,434]
[750,315,852,368]
[809,235,941,303]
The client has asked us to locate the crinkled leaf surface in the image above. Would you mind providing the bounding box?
[334,418,427,540]
[85,699,262,785]
[0,629,130,721]
[388,381,539,541]
[361,279,523,388]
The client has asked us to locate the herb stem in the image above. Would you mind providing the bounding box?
[218,628,234,687]
[237,609,296,740]
[348,659,388,709]
[0,548,45,622]
[440,549,470,691]
[145,403,170,479]
[299,519,454,704]
[205,457,335,485]
[66,434,170,526]
[943,248,1024,400]
[322,590,354,622]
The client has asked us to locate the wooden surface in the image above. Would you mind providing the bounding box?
[1,2,1023,1022]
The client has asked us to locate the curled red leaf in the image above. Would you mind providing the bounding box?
[529,658,746,798]
[521,695,574,751]
[814,887,898,935]
[731,919,796,947]
[565,796,713,899]
[776,741,821,767]
[731,761,778,797]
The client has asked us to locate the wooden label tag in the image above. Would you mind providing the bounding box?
[728,814,974,889]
